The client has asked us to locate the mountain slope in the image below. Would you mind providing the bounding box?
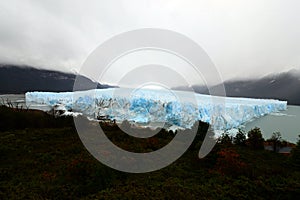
[175,69,300,105]
[220,71,300,105]
[0,65,114,94]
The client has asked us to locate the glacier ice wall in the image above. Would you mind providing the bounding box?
[25,88,287,131]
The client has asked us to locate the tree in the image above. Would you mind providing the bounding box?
[218,133,232,146]
[290,135,300,168]
[268,132,282,152]
[234,129,246,146]
[246,127,264,150]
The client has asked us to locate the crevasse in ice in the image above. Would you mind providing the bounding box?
[25,88,287,130]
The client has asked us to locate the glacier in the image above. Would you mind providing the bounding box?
[25,88,287,131]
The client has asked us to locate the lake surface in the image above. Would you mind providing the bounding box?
[244,105,300,143]
[1,94,299,143]
[0,94,51,111]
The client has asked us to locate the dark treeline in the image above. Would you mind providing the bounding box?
[0,106,299,199]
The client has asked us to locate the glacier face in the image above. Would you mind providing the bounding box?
[25,88,287,131]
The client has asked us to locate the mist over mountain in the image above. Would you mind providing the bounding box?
[1,65,299,105]
[0,65,114,94]
[174,69,300,105]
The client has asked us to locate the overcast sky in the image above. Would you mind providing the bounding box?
[0,0,300,86]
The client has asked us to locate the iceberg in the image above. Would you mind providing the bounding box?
[25,88,287,131]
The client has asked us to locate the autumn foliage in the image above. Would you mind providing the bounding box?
[215,148,247,176]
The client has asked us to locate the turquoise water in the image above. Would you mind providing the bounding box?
[244,105,300,143]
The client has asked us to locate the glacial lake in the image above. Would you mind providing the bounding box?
[244,105,300,143]
[1,94,299,143]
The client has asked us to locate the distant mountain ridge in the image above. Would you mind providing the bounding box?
[0,65,115,94]
[174,69,300,105]
[1,65,299,105]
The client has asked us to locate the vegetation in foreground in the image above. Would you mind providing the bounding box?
[0,106,300,199]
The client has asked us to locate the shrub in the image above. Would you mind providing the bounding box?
[215,148,247,176]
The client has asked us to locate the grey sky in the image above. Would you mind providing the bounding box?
[0,0,300,86]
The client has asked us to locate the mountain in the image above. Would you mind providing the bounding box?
[174,69,300,105]
[2,65,299,105]
[0,65,115,94]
